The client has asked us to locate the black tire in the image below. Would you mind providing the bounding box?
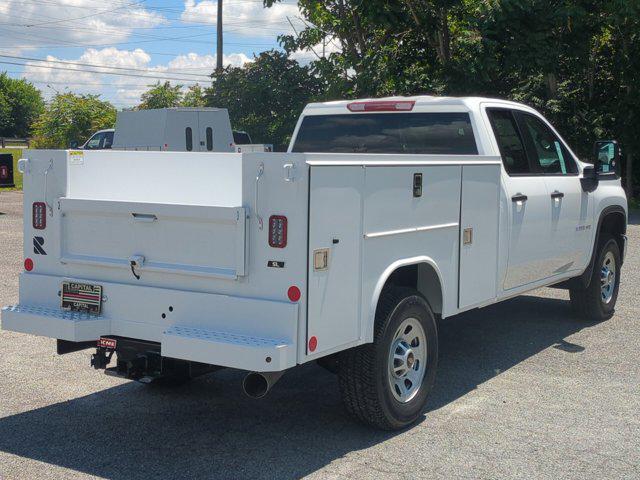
[338,287,438,430]
[570,236,621,321]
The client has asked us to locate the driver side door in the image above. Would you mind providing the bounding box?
[516,112,594,275]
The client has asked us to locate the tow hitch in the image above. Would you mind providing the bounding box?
[91,346,114,369]
[90,336,218,383]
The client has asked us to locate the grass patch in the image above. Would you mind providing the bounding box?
[0,148,23,191]
[629,196,640,211]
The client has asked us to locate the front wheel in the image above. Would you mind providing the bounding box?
[570,236,621,321]
[338,287,438,430]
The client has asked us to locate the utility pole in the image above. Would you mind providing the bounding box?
[216,0,223,72]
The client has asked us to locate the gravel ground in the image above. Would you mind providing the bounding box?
[0,190,638,480]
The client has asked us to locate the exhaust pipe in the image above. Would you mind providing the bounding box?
[242,370,285,398]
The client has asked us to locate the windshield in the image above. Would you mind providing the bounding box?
[292,112,477,154]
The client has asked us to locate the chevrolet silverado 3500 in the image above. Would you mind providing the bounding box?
[1,96,628,430]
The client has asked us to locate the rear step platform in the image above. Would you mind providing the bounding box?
[1,304,108,341]
[162,325,294,372]
[2,304,296,372]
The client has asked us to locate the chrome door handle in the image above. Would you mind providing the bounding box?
[551,191,564,199]
[511,193,528,203]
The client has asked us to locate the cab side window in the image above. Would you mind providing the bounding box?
[103,131,114,149]
[518,113,577,175]
[487,109,530,174]
[85,132,104,150]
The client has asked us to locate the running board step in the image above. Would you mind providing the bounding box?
[161,325,294,372]
[1,304,108,341]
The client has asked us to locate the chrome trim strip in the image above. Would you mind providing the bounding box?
[364,222,459,239]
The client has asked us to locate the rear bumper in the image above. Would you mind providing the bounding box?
[2,273,298,372]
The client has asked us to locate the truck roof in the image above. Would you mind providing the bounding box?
[301,95,530,115]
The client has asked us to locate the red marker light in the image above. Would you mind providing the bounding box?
[24,258,34,271]
[287,286,301,302]
[347,100,415,112]
[308,336,318,352]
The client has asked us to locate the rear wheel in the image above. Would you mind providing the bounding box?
[338,287,438,430]
[570,236,621,321]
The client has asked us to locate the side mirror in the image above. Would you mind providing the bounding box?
[594,140,621,177]
[580,165,598,193]
[69,140,79,149]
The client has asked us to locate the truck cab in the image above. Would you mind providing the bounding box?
[2,96,627,431]
[79,129,114,150]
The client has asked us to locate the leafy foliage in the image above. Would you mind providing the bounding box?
[268,0,640,193]
[138,81,183,109]
[0,73,44,138]
[182,84,207,107]
[205,50,324,150]
[31,93,116,148]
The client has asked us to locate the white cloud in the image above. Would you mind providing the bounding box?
[180,0,304,38]
[21,48,252,107]
[0,0,166,53]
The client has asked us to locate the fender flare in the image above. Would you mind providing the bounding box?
[365,256,446,343]
[579,205,627,288]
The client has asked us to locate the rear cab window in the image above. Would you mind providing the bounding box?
[292,112,478,154]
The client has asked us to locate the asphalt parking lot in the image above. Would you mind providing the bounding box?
[0,190,638,480]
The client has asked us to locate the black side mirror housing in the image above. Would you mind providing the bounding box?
[594,140,621,178]
[580,165,598,193]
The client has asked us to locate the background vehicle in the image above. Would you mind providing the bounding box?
[75,109,266,153]
[74,129,114,150]
[2,96,627,430]
[112,107,235,152]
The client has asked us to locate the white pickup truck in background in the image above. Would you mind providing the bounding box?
[2,96,627,430]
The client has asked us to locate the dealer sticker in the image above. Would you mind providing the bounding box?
[69,150,84,165]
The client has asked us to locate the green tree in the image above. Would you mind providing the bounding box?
[205,50,323,150]
[138,81,183,109]
[0,72,44,137]
[182,84,207,107]
[268,0,640,195]
[31,93,116,148]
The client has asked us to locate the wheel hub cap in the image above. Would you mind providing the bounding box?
[600,251,616,304]
[388,317,427,403]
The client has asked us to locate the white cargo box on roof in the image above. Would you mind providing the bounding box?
[112,107,235,152]
[2,95,627,430]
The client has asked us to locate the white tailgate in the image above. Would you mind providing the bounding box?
[59,198,246,280]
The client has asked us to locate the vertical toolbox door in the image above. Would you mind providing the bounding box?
[307,165,363,356]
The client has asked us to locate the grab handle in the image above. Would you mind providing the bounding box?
[43,159,53,217]
[255,162,264,230]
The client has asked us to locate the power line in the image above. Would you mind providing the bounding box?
[24,0,148,27]
[0,54,213,79]
[0,60,212,83]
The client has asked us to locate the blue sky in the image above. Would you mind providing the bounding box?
[0,0,316,108]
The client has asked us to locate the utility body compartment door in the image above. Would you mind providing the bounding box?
[458,164,501,308]
[307,166,363,356]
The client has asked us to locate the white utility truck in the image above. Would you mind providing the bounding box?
[2,97,627,430]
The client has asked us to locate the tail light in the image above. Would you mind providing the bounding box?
[32,202,46,229]
[347,100,415,112]
[24,258,34,271]
[268,215,287,248]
